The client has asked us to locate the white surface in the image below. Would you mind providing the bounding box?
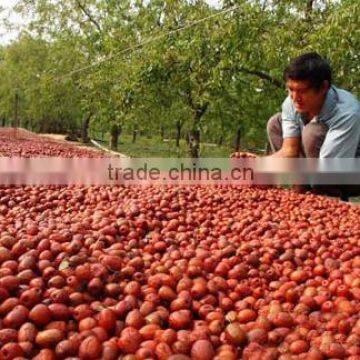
[91,139,128,158]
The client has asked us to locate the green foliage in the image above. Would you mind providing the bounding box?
[0,0,358,153]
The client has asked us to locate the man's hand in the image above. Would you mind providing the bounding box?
[230,151,256,159]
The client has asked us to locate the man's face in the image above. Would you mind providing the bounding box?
[286,79,329,115]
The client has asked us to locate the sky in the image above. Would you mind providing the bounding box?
[0,0,221,45]
[0,0,25,44]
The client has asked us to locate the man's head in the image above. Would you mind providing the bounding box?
[284,53,331,115]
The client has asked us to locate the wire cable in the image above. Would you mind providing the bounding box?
[53,4,242,82]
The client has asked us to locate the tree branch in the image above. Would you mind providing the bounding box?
[237,67,282,88]
[185,89,209,120]
[75,0,102,33]
[261,0,267,11]
[185,88,195,110]
[305,0,314,20]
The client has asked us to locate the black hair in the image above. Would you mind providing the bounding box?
[283,52,332,89]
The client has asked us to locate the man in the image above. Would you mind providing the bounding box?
[233,53,360,199]
[267,52,360,199]
[268,52,360,159]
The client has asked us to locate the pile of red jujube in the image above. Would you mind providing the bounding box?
[0,130,359,359]
[0,128,106,158]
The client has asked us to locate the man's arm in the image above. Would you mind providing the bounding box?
[320,113,360,158]
[271,96,302,157]
[230,134,301,158]
[271,137,301,158]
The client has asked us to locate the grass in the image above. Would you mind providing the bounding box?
[92,133,237,158]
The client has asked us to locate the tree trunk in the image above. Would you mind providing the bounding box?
[233,127,241,151]
[39,118,47,133]
[13,92,19,128]
[185,130,191,145]
[189,129,200,158]
[1,118,5,127]
[184,90,208,158]
[217,135,223,146]
[160,125,165,140]
[175,120,182,147]
[81,113,92,143]
[266,141,272,155]
[188,110,205,158]
[132,129,137,143]
[110,124,121,151]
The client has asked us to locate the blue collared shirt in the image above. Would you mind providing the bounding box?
[281,86,360,158]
